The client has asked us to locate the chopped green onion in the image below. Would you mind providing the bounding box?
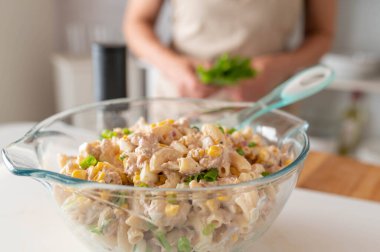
[218,125,225,134]
[89,219,110,235]
[248,142,257,148]
[122,128,133,135]
[119,153,127,161]
[184,168,219,184]
[89,225,103,235]
[202,223,216,236]
[114,193,125,206]
[155,230,172,252]
[133,245,138,252]
[101,129,117,139]
[191,126,200,131]
[203,168,218,182]
[261,171,271,177]
[236,148,245,156]
[184,173,201,184]
[177,237,191,252]
[80,155,98,169]
[167,194,178,204]
[227,128,236,134]
[147,222,157,230]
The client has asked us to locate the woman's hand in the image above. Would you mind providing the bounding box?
[229,54,294,101]
[161,56,217,98]
[124,0,217,98]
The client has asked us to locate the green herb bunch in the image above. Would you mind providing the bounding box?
[197,54,257,86]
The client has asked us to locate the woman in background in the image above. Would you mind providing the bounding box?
[124,0,336,101]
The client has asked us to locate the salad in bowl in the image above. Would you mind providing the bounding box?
[2,98,309,252]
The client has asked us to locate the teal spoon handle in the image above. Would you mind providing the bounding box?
[236,65,335,129]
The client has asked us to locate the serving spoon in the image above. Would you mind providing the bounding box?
[216,65,335,129]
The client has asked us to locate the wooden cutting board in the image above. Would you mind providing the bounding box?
[298,151,380,202]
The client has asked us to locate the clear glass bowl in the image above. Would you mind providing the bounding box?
[2,98,309,252]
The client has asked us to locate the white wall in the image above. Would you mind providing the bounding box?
[1,0,380,124]
[0,0,55,123]
[54,0,127,54]
[334,0,380,53]
[52,0,170,54]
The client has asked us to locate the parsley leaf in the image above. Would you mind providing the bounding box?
[261,171,271,177]
[89,219,110,235]
[101,129,117,139]
[184,168,219,184]
[203,168,218,182]
[177,237,191,252]
[122,128,133,135]
[155,230,172,252]
[227,128,236,134]
[218,125,225,134]
[191,126,200,131]
[202,223,216,236]
[236,148,245,156]
[248,142,257,148]
[79,155,98,169]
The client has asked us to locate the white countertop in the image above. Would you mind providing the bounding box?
[1,123,380,252]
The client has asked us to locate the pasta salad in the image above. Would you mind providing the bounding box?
[57,118,293,252]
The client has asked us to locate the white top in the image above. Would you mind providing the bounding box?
[155,0,303,98]
[171,0,303,59]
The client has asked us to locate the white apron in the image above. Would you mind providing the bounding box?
[154,0,303,99]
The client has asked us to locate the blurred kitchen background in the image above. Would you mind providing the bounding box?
[1,0,380,164]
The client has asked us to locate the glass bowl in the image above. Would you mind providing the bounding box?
[2,98,309,252]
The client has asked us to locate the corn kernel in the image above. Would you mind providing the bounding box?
[102,162,112,170]
[72,170,87,180]
[230,167,240,176]
[150,123,157,128]
[217,195,229,201]
[133,170,141,184]
[96,171,106,182]
[165,204,180,217]
[199,149,205,157]
[157,119,175,127]
[231,233,239,243]
[206,199,218,212]
[207,145,222,158]
[96,162,104,170]
[158,120,166,127]
[100,191,110,200]
[120,203,129,209]
[122,135,128,140]
[167,119,175,124]
[90,165,101,179]
[257,149,269,163]
[283,158,293,166]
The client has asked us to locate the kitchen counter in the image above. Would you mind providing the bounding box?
[298,151,380,202]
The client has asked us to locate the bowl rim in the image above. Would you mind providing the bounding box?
[2,97,309,192]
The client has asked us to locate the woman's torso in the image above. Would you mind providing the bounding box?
[171,0,303,59]
[155,0,303,98]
